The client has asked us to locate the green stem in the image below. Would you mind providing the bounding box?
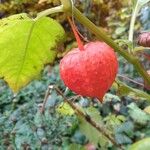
[35,1,150,86]
[73,7,134,61]
[128,3,139,42]
[60,0,72,12]
[60,0,150,85]
[35,5,64,20]
[115,79,150,100]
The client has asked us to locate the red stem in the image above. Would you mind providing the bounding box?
[143,52,150,60]
[67,16,84,51]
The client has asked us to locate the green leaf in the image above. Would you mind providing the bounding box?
[115,133,132,144]
[115,121,134,145]
[104,114,126,131]
[83,106,102,123]
[115,27,126,35]
[15,123,36,149]
[56,102,75,116]
[113,80,150,101]
[78,106,109,148]
[0,13,65,92]
[129,138,150,150]
[104,93,121,102]
[144,106,150,114]
[127,103,150,125]
[64,143,86,150]
[115,121,134,136]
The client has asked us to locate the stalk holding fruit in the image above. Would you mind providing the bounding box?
[60,17,118,102]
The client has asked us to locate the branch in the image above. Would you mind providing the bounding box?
[41,85,53,114]
[53,86,124,150]
[117,74,144,87]
[128,3,139,42]
[115,79,150,100]
[60,0,150,86]
[35,5,64,20]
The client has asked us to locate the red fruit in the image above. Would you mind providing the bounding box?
[60,41,118,101]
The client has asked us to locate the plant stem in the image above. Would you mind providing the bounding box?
[67,16,84,51]
[115,79,150,100]
[35,2,150,85]
[60,0,150,85]
[117,74,144,87]
[35,5,64,20]
[41,85,53,114]
[60,0,72,12]
[73,8,132,59]
[54,86,124,150]
[128,3,139,42]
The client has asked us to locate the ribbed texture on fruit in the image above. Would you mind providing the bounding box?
[60,41,118,101]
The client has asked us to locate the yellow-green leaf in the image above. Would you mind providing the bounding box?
[0,13,65,92]
[144,106,150,114]
[56,102,75,116]
[129,138,150,150]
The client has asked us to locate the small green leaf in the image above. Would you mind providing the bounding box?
[115,133,132,144]
[56,102,75,116]
[0,13,65,92]
[104,114,126,131]
[115,121,134,136]
[144,106,150,114]
[84,106,102,123]
[129,138,150,150]
[127,103,150,125]
[115,27,126,35]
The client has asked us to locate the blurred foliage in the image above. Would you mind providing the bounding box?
[0,0,150,150]
[0,65,150,149]
[129,138,150,150]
